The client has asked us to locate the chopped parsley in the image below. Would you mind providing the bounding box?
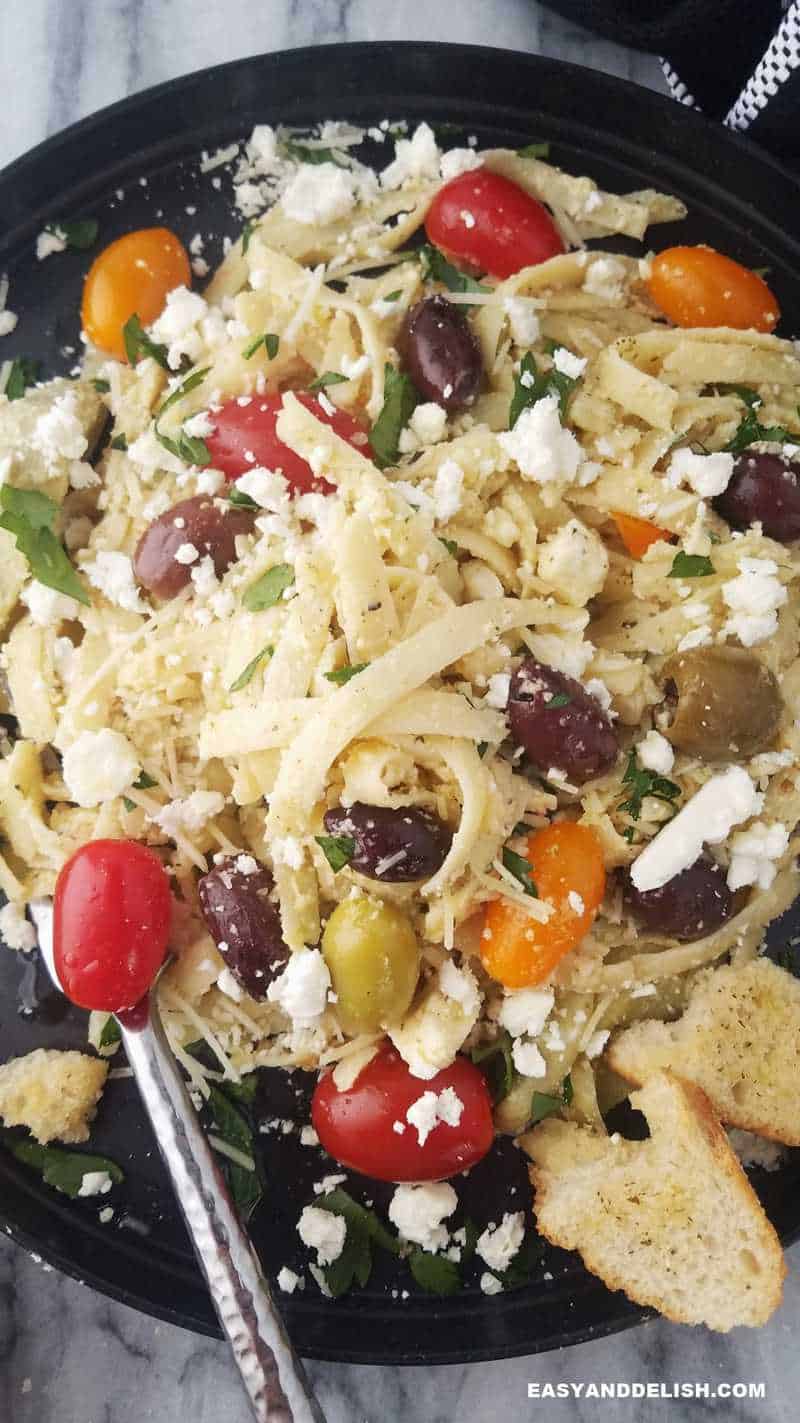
[315,834,356,873]
[408,1249,461,1296]
[501,846,538,898]
[668,550,714,579]
[242,563,294,612]
[418,242,490,297]
[206,1083,262,1219]
[243,332,279,361]
[99,1016,122,1048]
[110,433,128,451]
[228,486,259,510]
[369,364,420,468]
[517,141,550,160]
[618,750,681,823]
[548,691,572,708]
[122,769,158,811]
[316,1188,400,1297]
[470,1030,515,1104]
[509,350,580,428]
[91,377,110,393]
[0,1129,123,1198]
[438,537,459,557]
[46,217,99,251]
[324,662,369,685]
[531,1074,573,1125]
[228,644,274,692]
[308,370,348,390]
[280,139,345,167]
[0,485,89,605]
[153,366,212,466]
[5,356,41,400]
[721,385,800,455]
[122,313,171,371]
[241,219,257,254]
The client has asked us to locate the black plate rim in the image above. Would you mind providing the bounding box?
[2,40,800,1363]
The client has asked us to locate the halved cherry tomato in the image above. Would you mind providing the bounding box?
[612,511,673,559]
[647,246,779,333]
[425,170,565,280]
[54,839,172,1011]
[205,391,373,496]
[81,227,191,360]
[311,1042,493,1182]
[481,823,606,989]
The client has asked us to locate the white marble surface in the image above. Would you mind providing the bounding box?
[1,3,798,1421]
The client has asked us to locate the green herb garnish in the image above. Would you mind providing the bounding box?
[324,662,369,686]
[152,366,212,467]
[722,386,800,455]
[517,141,550,160]
[99,1017,122,1048]
[408,1249,461,1296]
[281,139,345,166]
[618,750,681,823]
[241,219,257,254]
[668,551,714,579]
[229,644,273,692]
[316,1188,400,1297]
[531,1074,573,1125]
[509,350,579,427]
[308,371,348,390]
[228,486,259,509]
[548,691,572,708]
[0,485,89,605]
[122,313,171,371]
[1,1129,123,1198]
[369,364,420,469]
[470,1031,515,1104]
[91,377,110,393]
[206,1083,262,1219]
[418,242,490,297]
[243,332,279,361]
[110,433,128,451]
[46,217,99,251]
[501,846,538,898]
[242,563,294,612]
[383,290,403,302]
[5,357,41,400]
[315,834,357,873]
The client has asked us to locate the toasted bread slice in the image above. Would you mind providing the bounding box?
[0,1048,108,1144]
[523,1070,785,1330]
[609,958,800,1145]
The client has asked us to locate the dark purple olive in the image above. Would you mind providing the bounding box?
[197,855,287,999]
[322,802,452,881]
[134,495,255,599]
[713,451,800,543]
[398,295,483,412]
[507,658,618,785]
[623,855,734,942]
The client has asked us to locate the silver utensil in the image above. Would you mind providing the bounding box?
[30,899,325,1423]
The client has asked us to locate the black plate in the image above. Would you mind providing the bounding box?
[1,42,800,1365]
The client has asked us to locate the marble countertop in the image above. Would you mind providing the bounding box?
[1,3,798,1420]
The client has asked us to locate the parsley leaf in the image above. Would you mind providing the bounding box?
[316,1188,399,1297]
[509,350,579,427]
[99,1016,122,1048]
[668,551,714,578]
[122,770,158,812]
[228,487,259,509]
[439,537,459,557]
[122,313,171,371]
[722,385,800,455]
[318,1188,400,1254]
[281,139,345,166]
[47,217,99,251]
[470,1030,515,1104]
[324,662,369,686]
[1,1129,123,1198]
[0,485,89,605]
[315,834,356,873]
[229,644,274,692]
[531,1075,573,1125]
[618,750,681,823]
[408,1249,461,1296]
[243,332,279,361]
[501,846,538,898]
[241,219,257,254]
[548,691,572,708]
[242,563,294,612]
[110,433,128,451]
[5,356,40,400]
[418,242,490,297]
[517,141,550,160]
[383,290,403,302]
[91,377,110,393]
[308,371,348,390]
[369,364,420,468]
[152,366,213,466]
[206,1083,261,1220]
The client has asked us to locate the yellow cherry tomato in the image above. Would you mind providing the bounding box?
[81,227,191,359]
[647,245,779,333]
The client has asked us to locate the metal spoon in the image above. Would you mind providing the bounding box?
[30,899,325,1423]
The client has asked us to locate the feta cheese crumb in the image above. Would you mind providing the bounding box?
[485,672,511,710]
[0,902,37,952]
[77,1170,113,1197]
[281,164,359,225]
[476,1212,524,1273]
[150,789,226,836]
[439,958,481,1015]
[381,122,440,189]
[666,448,735,498]
[300,1125,319,1148]
[36,228,67,260]
[216,966,243,1002]
[511,1038,547,1077]
[585,1028,610,1059]
[267,948,331,1029]
[537,517,608,605]
[630,766,761,893]
[20,581,80,626]
[431,459,464,522]
[722,557,787,647]
[480,1271,504,1295]
[498,395,582,486]
[406,1086,464,1146]
[582,255,627,303]
[409,402,448,447]
[498,988,554,1039]
[726,821,789,891]
[62,729,140,808]
[32,390,89,465]
[551,346,587,379]
[83,550,146,613]
[567,890,585,916]
[277,1266,302,1294]
[297,1205,346,1266]
[174,542,200,565]
[503,297,540,347]
[439,147,483,182]
[637,729,674,775]
[388,1182,457,1251]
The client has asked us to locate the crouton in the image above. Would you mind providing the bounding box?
[609,958,800,1145]
[523,1070,785,1330]
[0,1048,108,1144]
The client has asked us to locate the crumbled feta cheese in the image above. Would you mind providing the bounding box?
[235,853,258,876]
[281,163,359,225]
[216,966,243,1002]
[439,958,480,1014]
[406,1086,464,1146]
[388,1182,457,1251]
[313,1173,347,1195]
[183,410,216,439]
[271,835,305,870]
[476,1212,524,1273]
[248,125,278,165]
[300,1125,319,1148]
[439,147,483,181]
[583,255,627,303]
[36,229,67,260]
[722,557,787,647]
[498,395,582,485]
[512,1038,547,1077]
[431,459,464,523]
[480,1272,504,1295]
[503,297,540,347]
[77,1170,113,1197]
[638,730,674,775]
[525,630,594,680]
[62,729,140,808]
[676,626,712,652]
[536,517,608,605]
[0,902,37,952]
[32,390,89,465]
[68,459,100,490]
[585,1028,610,1059]
[174,542,200,565]
[150,789,226,837]
[499,988,554,1039]
[666,448,735,498]
[277,1266,302,1294]
[726,821,789,891]
[630,766,761,893]
[267,949,331,1028]
[236,466,291,510]
[297,1205,346,1266]
[195,468,225,496]
[20,581,80,627]
[150,286,209,370]
[83,551,146,613]
[484,672,510,710]
[567,890,585,916]
[551,346,587,379]
[409,402,447,446]
[381,122,440,189]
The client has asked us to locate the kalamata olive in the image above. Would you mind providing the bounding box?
[133,495,254,599]
[661,646,781,760]
[398,295,483,412]
[507,658,619,784]
[322,802,452,881]
[623,855,734,941]
[197,855,287,999]
[321,897,420,1035]
[714,451,800,543]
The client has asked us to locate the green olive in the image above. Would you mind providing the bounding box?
[321,897,421,1035]
[662,646,781,760]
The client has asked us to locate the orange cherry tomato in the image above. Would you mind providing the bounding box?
[481,823,606,989]
[647,246,779,333]
[612,511,673,559]
[81,227,191,359]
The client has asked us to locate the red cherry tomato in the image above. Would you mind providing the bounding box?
[425,170,565,280]
[311,1042,494,1182]
[205,391,373,495]
[54,839,172,1012]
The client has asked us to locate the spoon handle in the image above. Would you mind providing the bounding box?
[119,1001,325,1423]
